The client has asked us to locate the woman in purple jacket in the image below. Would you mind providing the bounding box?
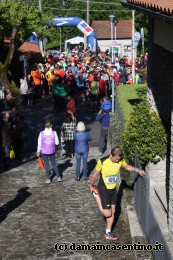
[73,122,92,181]
[36,118,62,184]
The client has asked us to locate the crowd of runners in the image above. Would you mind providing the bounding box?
[0,46,146,241]
[18,46,147,108]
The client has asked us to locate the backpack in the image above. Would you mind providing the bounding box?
[78,75,84,84]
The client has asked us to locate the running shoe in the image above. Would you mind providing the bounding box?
[104,232,119,241]
[45,178,51,184]
[57,177,62,182]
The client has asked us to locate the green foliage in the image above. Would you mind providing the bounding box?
[0,62,4,70]
[136,86,147,101]
[9,80,20,96]
[25,0,143,49]
[117,84,147,127]
[135,12,148,54]
[0,0,42,47]
[0,0,149,51]
[122,101,167,167]
[7,69,20,96]
[0,0,148,51]
[0,0,45,90]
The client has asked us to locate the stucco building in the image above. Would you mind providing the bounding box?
[122,0,173,255]
[90,20,132,58]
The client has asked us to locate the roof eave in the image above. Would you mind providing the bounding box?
[121,0,173,24]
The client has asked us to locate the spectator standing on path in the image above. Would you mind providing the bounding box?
[112,68,120,87]
[90,75,99,111]
[66,96,76,120]
[2,112,12,171]
[66,75,78,100]
[119,65,127,85]
[75,72,86,103]
[98,75,107,105]
[96,108,110,156]
[52,74,60,112]
[13,115,28,160]
[100,96,112,113]
[89,146,145,240]
[73,122,92,181]
[61,114,76,158]
[114,58,120,72]
[31,68,42,101]
[57,76,68,112]
[71,62,79,76]
[36,118,62,184]
[27,74,34,107]
[20,75,28,106]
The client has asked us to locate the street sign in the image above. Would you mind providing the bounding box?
[134,31,141,48]
[112,41,117,46]
[19,53,31,61]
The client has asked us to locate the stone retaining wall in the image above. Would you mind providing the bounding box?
[148,19,173,239]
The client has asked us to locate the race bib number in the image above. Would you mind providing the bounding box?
[105,174,117,184]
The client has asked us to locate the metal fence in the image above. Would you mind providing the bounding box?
[134,151,172,260]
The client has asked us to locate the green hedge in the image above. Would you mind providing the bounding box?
[117,84,147,127]
[122,101,167,167]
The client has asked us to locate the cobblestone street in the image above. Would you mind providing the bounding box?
[0,97,150,259]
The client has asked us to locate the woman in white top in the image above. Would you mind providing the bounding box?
[36,118,62,184]
[20,76,28,106]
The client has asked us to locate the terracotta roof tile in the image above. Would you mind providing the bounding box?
[18,41,40,53]
[127,0,173,14]
[90,20,132,39]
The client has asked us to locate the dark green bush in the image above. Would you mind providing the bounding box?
[9,80,20,96]
[122,101,167,167]
[136,86,147,101]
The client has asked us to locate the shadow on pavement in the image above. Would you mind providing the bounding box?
[113,179,134,229]
[0,187,31,224]
[87,159,97,176]
[54,159,73,178]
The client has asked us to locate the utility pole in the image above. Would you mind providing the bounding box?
[109,15,115,63]
[84,0,90,50]
[87,0,89,25]
[132,10,135,84]
[38,0,43,54]
[39,0,41,11]
[60,27,62,53]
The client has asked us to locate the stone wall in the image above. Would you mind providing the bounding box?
[145,159,166,195]
[147,17,173,239]
[147,44,173,121]
[147,18,173,183]
[169,104,173,239]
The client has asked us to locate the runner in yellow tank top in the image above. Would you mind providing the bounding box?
[89,146,145,241]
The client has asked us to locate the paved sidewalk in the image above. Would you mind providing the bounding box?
[0,97,145,259]
[0,147,136,260]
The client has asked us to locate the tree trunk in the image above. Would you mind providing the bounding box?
[0,23,21,89]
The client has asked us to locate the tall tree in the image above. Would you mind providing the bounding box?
[0,0,42,90]
[27,0,132,50]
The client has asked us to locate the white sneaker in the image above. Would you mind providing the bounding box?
[58,177,62,182]
[45,178,51,184]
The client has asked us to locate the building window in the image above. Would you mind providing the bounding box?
[124,45,131,52]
